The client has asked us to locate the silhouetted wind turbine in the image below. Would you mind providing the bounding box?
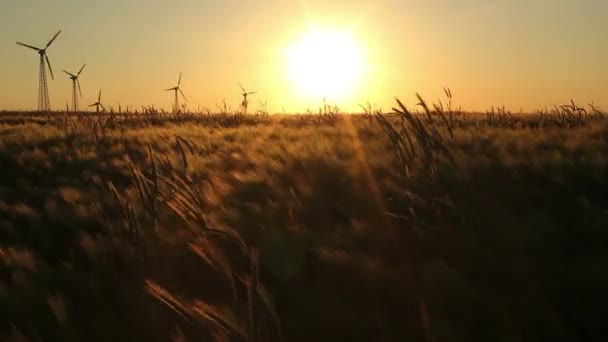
[89,89,105,113]
[165,72,187,113]
[240,83,256,114]
[63,64,86,112]
[16,30,62,111]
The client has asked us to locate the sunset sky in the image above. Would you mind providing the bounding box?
[1,0,606,112]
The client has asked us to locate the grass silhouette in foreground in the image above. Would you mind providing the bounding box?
[0,93,607,341]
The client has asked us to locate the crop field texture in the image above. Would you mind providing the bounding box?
[0,96,607,341]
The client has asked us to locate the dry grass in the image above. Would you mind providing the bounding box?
[0,95,606,341]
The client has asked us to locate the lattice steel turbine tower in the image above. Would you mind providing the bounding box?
[63,64,86,112]
[16,30,62,111]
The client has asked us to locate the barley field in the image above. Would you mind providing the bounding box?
[0,96,607,341]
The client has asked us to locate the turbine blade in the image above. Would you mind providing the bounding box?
[239,83,246,93]
[178,72,182,87]
[77,79,82,97]
[98,89,102,102]
[63,70,75,77]
[45,54,54,80]
[165,88,174,91]
[77,64,86,76]
[46,30,62,49]
[16,42,41,51]
[179,89,187,101]
[89,103,97,107]
[100,103,105,111]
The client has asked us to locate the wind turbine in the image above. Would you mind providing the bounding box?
[89,89,105,113]
[63,64,86,112]
[165,72,187,113]
[16,30,62,111]
[239,83,256,114]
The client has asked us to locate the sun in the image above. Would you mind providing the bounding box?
[285,27,368,103]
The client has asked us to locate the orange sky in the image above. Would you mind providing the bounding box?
[1,0,606,112]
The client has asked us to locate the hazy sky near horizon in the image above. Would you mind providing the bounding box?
[0,0,606,112]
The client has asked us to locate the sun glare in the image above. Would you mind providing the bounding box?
[286,27,368,104]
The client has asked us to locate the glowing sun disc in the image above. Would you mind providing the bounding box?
[285,27,367,102]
